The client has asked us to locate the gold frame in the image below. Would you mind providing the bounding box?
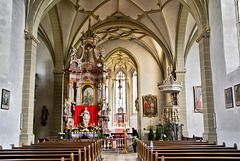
[224,87,233,109]
[1,89,10,110]
[234,83,240,107]
[193,86,203,113]
[142,94,158,117]
[80,83,95,105]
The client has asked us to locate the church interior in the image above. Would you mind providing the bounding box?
[1,0,240,159]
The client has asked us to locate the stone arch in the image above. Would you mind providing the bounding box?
[22,0,213,144]
[105,47,142,137]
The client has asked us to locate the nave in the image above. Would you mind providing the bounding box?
[102,152,137,161]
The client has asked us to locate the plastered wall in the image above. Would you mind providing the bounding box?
[185,42,204,137]
[34,37,54,142]
[209,0,240,147]
[100,39,164,139]
[0,0,25,148]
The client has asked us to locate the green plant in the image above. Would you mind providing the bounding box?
[99,131,102,139]
[155,126,161,141]
[132,137,137,146]
[148,127,155,141]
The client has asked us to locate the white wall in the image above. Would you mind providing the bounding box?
[209,0,240,147]
[185,42,204,137]
[34,38,54,142]
[0,0,25,148]
[100,39,164,139]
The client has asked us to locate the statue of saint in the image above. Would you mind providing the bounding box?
[64,98,70,116]
[80,108,90,128]
[41,105,49,126]
[135,97,139,111]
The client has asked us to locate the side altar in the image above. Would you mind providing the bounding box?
[63,17,111,134]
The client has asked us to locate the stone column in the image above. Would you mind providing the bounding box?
[51,71,64,135]
[196,31,217,143]
[175,70,189,137]
[19,33,39,145]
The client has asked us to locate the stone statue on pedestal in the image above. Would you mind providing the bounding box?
[80,108,90,128]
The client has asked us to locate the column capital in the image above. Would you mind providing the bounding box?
[53,70,64,75]
[175,70,186,74]
[196,28,210,43]
[24,30,40,44]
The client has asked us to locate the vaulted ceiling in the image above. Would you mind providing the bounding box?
[38,0,199,71]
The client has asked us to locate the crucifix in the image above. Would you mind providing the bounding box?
[114,72,126,99]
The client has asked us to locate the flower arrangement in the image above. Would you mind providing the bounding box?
[132,137,138,146]
[78,125,84,130]
[58,132,65,136]
[72,127,79,132]
[58,132,65,139]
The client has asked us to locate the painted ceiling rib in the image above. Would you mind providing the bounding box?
[174,4,183,67]
[158,4,174,60]
[161,0,173,11]
[49,6,64,68]
[127,0,170,51]
[66,0,76,10]
[68,0,111,50]
[92,18,173,65]
[175,5,189,70]
[64,8,79,59]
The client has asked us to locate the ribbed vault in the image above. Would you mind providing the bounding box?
[24,0,209,73]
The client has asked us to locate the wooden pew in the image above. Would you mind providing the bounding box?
[0,153,73,161]
[0,139,102,161]
[0,157,67,161]
[138,140,240,161]
[155,153,240,161]
[1,140,102,161]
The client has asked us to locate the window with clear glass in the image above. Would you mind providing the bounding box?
[132,71,137,113]
[115,71,126,113]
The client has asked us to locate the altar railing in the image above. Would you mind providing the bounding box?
[38,136,133,151]
[101,138,133,151]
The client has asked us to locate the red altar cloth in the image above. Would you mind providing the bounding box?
[74,105,99,127]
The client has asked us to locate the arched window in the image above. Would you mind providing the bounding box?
[132,70,137,114]
[115,71,126,113]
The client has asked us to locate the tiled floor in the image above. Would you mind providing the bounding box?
[102,151,138,161]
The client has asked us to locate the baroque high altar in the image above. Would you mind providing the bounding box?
[63,17,111,133]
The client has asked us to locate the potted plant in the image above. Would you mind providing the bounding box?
[58,132,65,139]
[163,126,169,141]
[148,127,155,141]
[155,126,161,141]
[132,137,138,153]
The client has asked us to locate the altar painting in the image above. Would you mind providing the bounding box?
[142,94,157,117]
[81,85,94,105]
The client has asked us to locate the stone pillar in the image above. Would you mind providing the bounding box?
[175,70,189,137]
[196,31,217,143]
[19,34,39,145]
[51,71,64,135]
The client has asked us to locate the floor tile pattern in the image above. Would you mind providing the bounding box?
[102,152,137,161]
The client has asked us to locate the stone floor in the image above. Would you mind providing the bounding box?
[102,151,138,161]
